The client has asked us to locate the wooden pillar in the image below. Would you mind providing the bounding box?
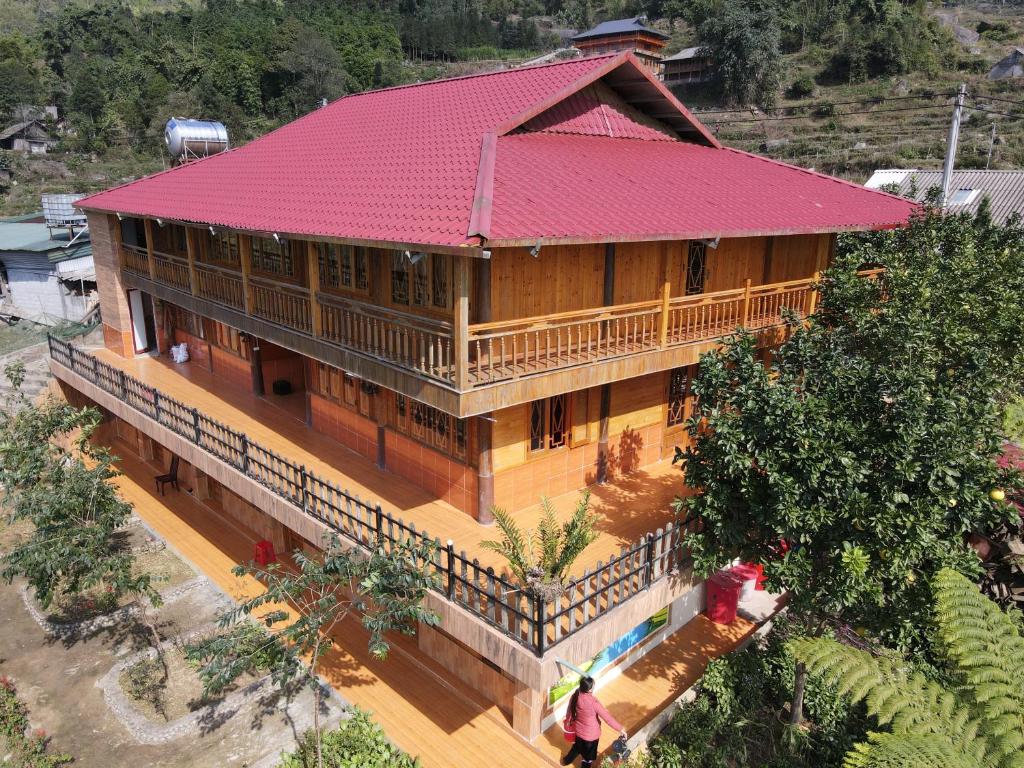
[306,241,322,338]
[596,243,615,484]
[250,336,264,396]
[741,278,752,326]
[761,236,775,285]
[807,271,821,317]
[239,234,253,314]
[194,468,211,501]
[184,227,199,295]
[143,218,157,281]
[475,257,494,523]
[658,242,671,346]
[454,254,470,391]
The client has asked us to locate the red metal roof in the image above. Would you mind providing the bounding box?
[79,52,916,249]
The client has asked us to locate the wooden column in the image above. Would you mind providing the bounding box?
[454,253,470,391]
[741,278,752,326]
[658,241,671,346]
[596,243,615,484]
[239,234,253,315]
[306,241,321,338]
[184,227,199,295]
[807,271,821,316]
[475,257,495,524]
[111,214,125,271]
[511,683,544,743]
[143,218,157,281]
[250,337,264,396]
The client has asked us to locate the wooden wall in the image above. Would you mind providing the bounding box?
[489,234,829,322]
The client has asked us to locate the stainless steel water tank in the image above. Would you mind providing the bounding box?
[164,118,229,161]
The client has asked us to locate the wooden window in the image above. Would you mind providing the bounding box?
[686,241,706,295]
[529,394,569,453]
[391,251,410,304]
[570,389,591,447]
[393,393,466,461]
[251,236,294,278]
[342,373,358,407]
[208,232,240,265]
[318,243,369,293]
[666,367,690,427]
[167,304,203,339]
[390,251,451,310]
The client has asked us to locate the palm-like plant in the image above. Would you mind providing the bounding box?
[480,491,599,601]
[791,568,1024,768]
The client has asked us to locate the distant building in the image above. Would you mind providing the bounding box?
[0,119,57,154]
[988,47,1024,80]
[865,168,1024,224]
[0,215,95,323]
[571,17,669,72]
[661,46,713,85]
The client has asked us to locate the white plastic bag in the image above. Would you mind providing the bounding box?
[170,343,190,364]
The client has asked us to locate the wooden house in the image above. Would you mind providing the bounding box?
[0,119,57,154]
[571,17,669,73]
[661,46,713,85]
[52,52,915,746]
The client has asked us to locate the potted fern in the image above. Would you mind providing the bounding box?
[480,490,600,603]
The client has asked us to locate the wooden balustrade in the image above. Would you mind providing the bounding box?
[249,276,312,334]
[319,293,454,383]
[122,244,150,277]
[151,250,192,292]
[194,262,245,310]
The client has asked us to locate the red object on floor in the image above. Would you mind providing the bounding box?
[706,570,743,625]
[254,539,276,566]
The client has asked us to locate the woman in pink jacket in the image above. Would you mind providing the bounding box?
[561,677,626,767]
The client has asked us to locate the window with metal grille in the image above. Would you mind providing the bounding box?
[252,237,294,277]
[431,254,451,309]
[318,243,368,292]
[390,251,451,309]
[412,255,430,307]
[666,367,690,427]
[686,240,706,295]
[529,395,568,452]
[398,396,466,461]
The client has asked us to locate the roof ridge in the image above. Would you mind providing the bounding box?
[331,52,619,103]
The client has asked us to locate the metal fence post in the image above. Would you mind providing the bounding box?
[192,408,202,443]
[241,436,250,474]
[119,370,128,400]
[644,532,656,588]
[91,355,99,382]
[299,466,309,513]
[153,390,161,421]
[375,505,384,549]
[446,540,455,600]
[534,595,546,656]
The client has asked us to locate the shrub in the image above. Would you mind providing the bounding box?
[278,707,420,768]
[0,677,72,767]
[122,657,167,717]
[787,76,815,99]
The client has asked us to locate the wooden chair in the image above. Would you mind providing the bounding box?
[155,456,180,496]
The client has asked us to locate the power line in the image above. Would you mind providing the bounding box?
[970,94,1024,108]
[966,105,1024,121]
[706,102,954,126]
[693,92,957,115]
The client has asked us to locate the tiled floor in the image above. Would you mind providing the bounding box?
[88,347,687,578]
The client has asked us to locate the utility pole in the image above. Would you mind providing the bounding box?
[940,83,967,209]
[985,123,997,169]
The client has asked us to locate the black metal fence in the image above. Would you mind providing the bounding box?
[48,335,695,656]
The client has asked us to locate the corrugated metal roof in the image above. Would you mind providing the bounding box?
[663,46,706,61]
[78,53,916,248]
[572,17,669,41]
[865,168,1024,224]
[0,222,92,262]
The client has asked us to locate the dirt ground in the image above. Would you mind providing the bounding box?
[0,519,343,768]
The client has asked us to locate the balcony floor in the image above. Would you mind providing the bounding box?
[88,347,685,578]
[107,427,771,767]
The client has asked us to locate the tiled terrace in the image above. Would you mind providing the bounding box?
[85,346,686,579]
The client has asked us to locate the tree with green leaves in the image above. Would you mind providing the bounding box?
[792,568,1024,768]
[698,0,783,110]
[480,490,599,602]
[186,534,439,768]
[675,210,1024,719]
[0,362,160,614]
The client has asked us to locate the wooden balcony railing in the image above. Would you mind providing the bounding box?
[122,243,150,277]
[250,276,312,335]
[153,251,192,293]
[319,293,454,384]
[48,335,698,656]
[468,276,820,384]
[121,238,842,392]
[194,262,245,311]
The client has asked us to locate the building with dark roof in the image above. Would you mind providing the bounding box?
[0,119,56,154]
[661,46,713,85]
[53,52,916,751]
[571,17,670,72]
[865,168,1024,224]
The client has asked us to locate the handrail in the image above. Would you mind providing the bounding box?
[195,260,241,277]
[319,291,453,335]
[250,274,310,296]
[152,248,189,265]
[47,335,697,656]
[469,298,662,334]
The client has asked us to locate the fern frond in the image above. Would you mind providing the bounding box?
[479,507,532,583]
[842,732,981,768]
